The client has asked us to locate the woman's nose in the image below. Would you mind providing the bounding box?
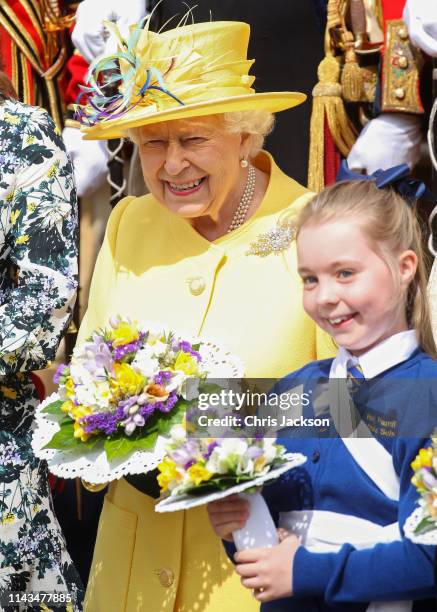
[164,141,190,175]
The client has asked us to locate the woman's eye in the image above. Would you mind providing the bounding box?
[143,139,165,147]
[338,270,353,279]
[184,137,206,144]
[302,275,317,286]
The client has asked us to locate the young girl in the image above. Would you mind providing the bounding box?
[207,178,437,610]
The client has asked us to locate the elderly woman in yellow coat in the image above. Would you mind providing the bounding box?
[76,16,332,612]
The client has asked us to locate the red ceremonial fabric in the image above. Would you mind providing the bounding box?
[324,118,341,186]
[64,53,89,105]
[380,0,406,25]
[30,372,45,401]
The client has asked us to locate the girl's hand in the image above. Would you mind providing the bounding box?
[206,494,250,542]
[234,532,300,602]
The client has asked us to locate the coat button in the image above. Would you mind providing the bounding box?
[157,568,174,587]
[188,276,206,296]
[311,450,320,463]
[397,26,408,40]
[394,87,405,100]
[397,55,408,69]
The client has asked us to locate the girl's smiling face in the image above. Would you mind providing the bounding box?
[297,219,417,356]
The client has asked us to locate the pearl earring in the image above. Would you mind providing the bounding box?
[240,158,248,168]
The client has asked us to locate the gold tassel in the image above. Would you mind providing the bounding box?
[307,54,357,192]
[341,35,364,102]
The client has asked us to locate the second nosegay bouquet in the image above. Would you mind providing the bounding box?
[157,427,289,497]
[155,426,306,514]
[31,317,209,481]
[403,440,437,543]
[155,427,306,550]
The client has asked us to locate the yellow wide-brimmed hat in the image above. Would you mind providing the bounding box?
[78,18,306,140]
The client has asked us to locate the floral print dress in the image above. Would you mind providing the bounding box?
[0,99,83,610]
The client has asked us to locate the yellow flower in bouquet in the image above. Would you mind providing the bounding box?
[61,400,74,414]
[111,363,145,397]
[187,464,213,486]
[411,447,433,472]
[173,352,199,376]
[110,321,140,347]
[64,377,75,399]
[157,457,180,492]
[74,419,91,442]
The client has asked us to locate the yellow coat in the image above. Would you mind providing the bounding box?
[81,152,333,612]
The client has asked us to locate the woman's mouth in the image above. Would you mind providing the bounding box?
[166,177,205,196]
[327,313,357,329]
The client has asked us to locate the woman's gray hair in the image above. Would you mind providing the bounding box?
[221,110,275,157]
[127,109,275,157]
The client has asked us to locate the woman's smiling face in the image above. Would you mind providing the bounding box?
[297,219,416,356]
[138,115,248,221]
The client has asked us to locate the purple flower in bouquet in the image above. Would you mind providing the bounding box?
[170,439,200,467]
[154,370,173,386]
[80,333,114,378]
[82,412,119,435]
[113,333,145,360]
[204,440,218,460]
[53,363,68,384]
[178,341,202,362]
[123,412,146,436]
[139,403,156,418]
[155,392,178,414]
[118,396,139,415]
[247,445,264,460]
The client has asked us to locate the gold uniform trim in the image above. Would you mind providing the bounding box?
[46,77,62,130]
[10,42,19,96]
[20,52,31,104]
[382,19,423,114]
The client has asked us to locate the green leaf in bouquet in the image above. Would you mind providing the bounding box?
[59,415,74,427]
[43,422,81,451]
[42,400,64,415]
[413,515,437,535]
[156,400,187,435]
[43,421,101,451]
[183,473,255,496]
[104,430,159,461]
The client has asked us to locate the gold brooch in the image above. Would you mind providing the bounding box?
[246,220,296,257]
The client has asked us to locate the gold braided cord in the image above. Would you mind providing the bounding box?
[327,0,342,32]
[375,0,383,31]
[325,97,357,155]
[308,96,326,193]
[307,49,358,192]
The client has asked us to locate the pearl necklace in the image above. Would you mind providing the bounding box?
[227,164,256,233]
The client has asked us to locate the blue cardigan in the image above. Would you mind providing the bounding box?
[224,349,437,611]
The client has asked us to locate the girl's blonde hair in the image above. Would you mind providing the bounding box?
[296,180,437,358]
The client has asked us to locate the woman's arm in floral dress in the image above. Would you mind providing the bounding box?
[0,103,78,375]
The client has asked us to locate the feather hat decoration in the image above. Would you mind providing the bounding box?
[77,14,306,140]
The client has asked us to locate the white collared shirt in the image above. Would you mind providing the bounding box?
[329,330,419,379]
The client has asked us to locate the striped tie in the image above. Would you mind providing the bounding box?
[346,361,365,395]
